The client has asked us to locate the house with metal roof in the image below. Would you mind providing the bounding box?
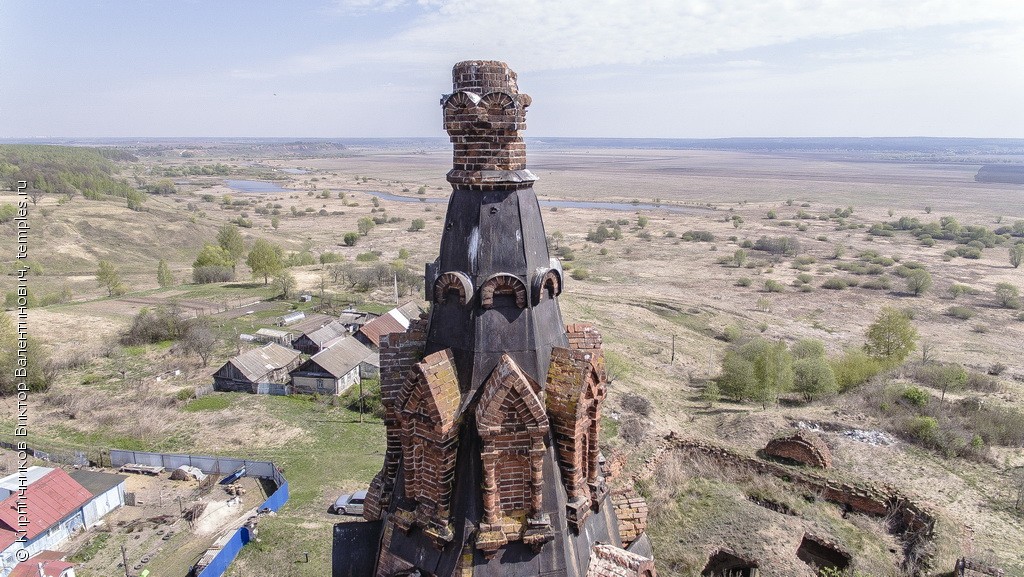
[212,342,302,393]
[7,550,74,577]
[0,468,93,577]
[292,320,350,355]
[290,337,378,395]
[67,470,127,529]
[355,302,422,349]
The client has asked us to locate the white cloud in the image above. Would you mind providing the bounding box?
[237,0,1024,80]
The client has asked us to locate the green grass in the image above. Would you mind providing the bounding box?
[182,395,233,412]
[68,533,111,563]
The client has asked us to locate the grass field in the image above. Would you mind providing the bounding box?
[4,142,1024,575]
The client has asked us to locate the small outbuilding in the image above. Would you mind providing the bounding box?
[290,338,377,395]
[212,343,302,393]
[67,470,128,529]
[278,311,306,326]
[254,328,293,347]
[292,320,350,355]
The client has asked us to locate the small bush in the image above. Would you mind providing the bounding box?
[763,280,784,293]
[901,386,929,407]
[571,267,590,281]
[822,278,848,290]
[619,416,649,444]
[906,416,939,443]
[831,349,882,391]
[620,393,652,416]
[736,277,752,287]
[946,306,975,320]
[681,230,716,242]
[860,277,892,290]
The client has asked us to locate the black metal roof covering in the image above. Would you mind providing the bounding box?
[68,469,127,497]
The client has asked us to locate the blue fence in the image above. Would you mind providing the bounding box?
[262,481,289,512]
[197,527,251,577]
[109,449,289,577]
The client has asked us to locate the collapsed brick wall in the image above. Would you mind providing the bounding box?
[637,435,938,575]
[546,323,610,530]
[611,488,649,548]
[763,430,832,469]
[586,543,657,577]
[364,319,426,522]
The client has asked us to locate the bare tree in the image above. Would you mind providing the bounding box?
[27,188,44,206]
[181,319,217,367]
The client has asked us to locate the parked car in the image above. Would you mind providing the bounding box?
[330,489,367,515]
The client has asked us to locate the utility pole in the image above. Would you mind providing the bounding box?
[670,334,675,363]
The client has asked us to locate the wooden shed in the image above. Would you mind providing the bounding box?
[212,343,301,393]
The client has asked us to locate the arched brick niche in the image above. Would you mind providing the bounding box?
[394,349,463,544]
[546,343,608,531]
[532,265,563,305]
[475,354,550,555]
[480,273,527,309]
[433,271,474,305]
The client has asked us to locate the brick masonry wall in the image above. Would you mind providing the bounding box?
[586,543,657,577]
[638,435,939,574]
[763,430,833,469]
[442,60,534,189]
[611,488,649,548]
[364,319,426,522]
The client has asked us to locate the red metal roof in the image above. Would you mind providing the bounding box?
[357,312,407,346]
[9,551,74,577]
[0,469,92,541]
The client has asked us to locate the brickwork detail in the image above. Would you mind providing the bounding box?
[611,487,649,547]
[764,429,832,469]
[395,348,464,545]
[434,271,474,305]
[442,60,535,190]
[585,543,657,577]
[475,354,551,555]
[479,273,528,309]
[546,323,608,531]
[366,319,428,522]
[532,268,563,304]
[639,435,938,573]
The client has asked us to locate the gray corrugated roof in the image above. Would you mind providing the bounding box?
[394,301,423,322]
[303,320,349,347]
[68,470,127,497]
[299,338,375,379]
[229,343,301,382]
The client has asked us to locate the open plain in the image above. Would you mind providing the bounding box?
[2,139,1024,576]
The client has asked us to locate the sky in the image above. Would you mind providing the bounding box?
[2,0,1023,138]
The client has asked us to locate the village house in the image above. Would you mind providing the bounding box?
[355,302,423,349]
[290,337,378,395]
[337,308,377,333]
[291,319,349,355]
[212,342,301,393]
[0,467,125,577]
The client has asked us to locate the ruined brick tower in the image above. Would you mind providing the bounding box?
[335,61,655,577]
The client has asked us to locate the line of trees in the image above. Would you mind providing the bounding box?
[714,307,916,407]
